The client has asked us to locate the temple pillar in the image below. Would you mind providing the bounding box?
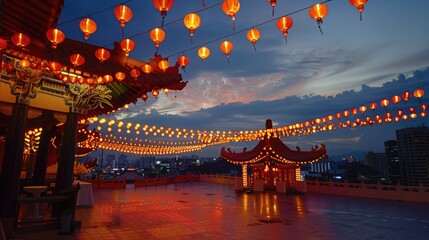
[33,113,56,185]
[0,101,28,223]
[242,164,248,187]
[54,110,79,192]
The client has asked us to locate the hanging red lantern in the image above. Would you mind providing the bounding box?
[150,28,166,52]
[397,110,403,116]
[11,33,30,47]
[141,93,149,102]
[246,28,260,51]
[152,88,160,98]
[158,59,169,71]
[104,74,113,83]
[349,0,368,21]
[220,40,234,62]
[268,0,277,16]
[79,18,97,40]
[120,38,135,56]
[359,105,367,113]
[0,38,7,50]
[413,89,425,98]
[222,0,240,30]
[18,59,30,68]
[184,13,201,43]
[276,16,293,43]
[421,112,427,118]
[402,91,411,101]
[369,102,377,110]
[163,88,169,95]
[114,5,133,30]
[177,55,189,70]
[130,68,140,80]
[309,3,328,34]
[343,110,350,117]
[142,64,152,74]
[70,54,85,67]
[96,76,104,84]
[408,107,415,113]
[86,77,95,86]
[46,28,65,49]
[95,48,110,63]
[115,72,126,81]
[153,0,174,26]
[391,95,401,104]
[421,104,428,111]
[198,46,210,60]
[380,99,389,108]
[49,61,62,72]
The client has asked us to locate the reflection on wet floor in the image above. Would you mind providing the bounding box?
[12,182,429,239]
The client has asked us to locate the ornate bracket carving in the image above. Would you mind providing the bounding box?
[64,83,113,114]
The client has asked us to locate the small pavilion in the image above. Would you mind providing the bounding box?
[221,119,327,192]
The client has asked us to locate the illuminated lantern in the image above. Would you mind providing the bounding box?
[79,18,97,40]
[150,28,166,52]
[142,64,152,74]
[413,89,425,99]
[115,72,126,81]
[46,28,65,49]
[86,77,95,85]
[96,76,104,84]
[380,99,389,108]
[276,16,293,43]
[153,0,174,26]
[351,108,358,115]
[198,46,210,60]
[184,13,201,42]
[18,59,30,68]
[120,38,135,56]
[141,93,149,102]
[391,95,401,104]
[163,88,169,95]
[421,104,428,111]
[309,3,328,34]
[95,48,110,63]
[397,110,403,116]
[421,112,427,118]
[343,110,350,117]
[269,0,277,16]
[152,89,160,98]
[359,105,367,113]
[369,102,377,110]
[49,62,62,72]
[130,68,140,80]
[349,0,368,21]
[246,28,260,51]
[408,107,415,113]
[158,59,169,71]
[104,74,113,83]
[177,55,189,70]
[402,91,411,101]
[220,40,234,62]
[11,33,30,47]
[222,0,240,30]
[0,38,7,50]
[410,113,418,119]
[114,5,133,33]
[70,54,85,66]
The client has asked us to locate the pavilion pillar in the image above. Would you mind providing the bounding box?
[0,101,28,223]
[33,113,56,185]
[54,110,79,193]
[242,165,248,187]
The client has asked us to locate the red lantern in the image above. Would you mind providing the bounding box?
[152,89,160,98]
[153,0,174,26]
[11,33,30,47]
[343,110,350,117]
[104,74,113,83]
[184,13,201,42]
[142,64,152,74]
[380,99,389,108]
[115,72,126,81]
[19,59,30,68]
[0,38,7,50]
[46,29,65,49]
[349,0,368,21]
[276,16,293,43]
[396,110,403,116]
[79,18,97,40]
[70,54,85,67]
[408,107,415,113]
[86,77,95,85]
[220,40,234,62]
[114,5,133,29]
[359,105,367,113]
[198,47,210,60]
[369,102,377,110]
[402,91,411,101]
[268,0,277,16]
[158,59,169,71]
[49,62,62,72]
[120,38,135,56]
[391,95,401,104]
[413,89,425,98]
[130,68,140,80]
[222,0,240,30]
[246,28,260,51]
[95,48,110,63]
[177,55,189,70]
[421,104,428,111]
[150,28,166,51]
[309,4,328,34]
[141,93,149,102]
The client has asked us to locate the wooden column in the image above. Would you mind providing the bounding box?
[55,110,79,192]
[33,118,56,185]
[0,102,28,218]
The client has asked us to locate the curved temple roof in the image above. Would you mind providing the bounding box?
[220,119,327,165]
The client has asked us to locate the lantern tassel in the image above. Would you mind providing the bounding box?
[284,36,288,44]
[360,12,363,21]
[122,27,125,36]
[227,56,230,64]
[272,6,275,16]
[253,44,257,52]
[161,17,165,28]
[232,21,235,31]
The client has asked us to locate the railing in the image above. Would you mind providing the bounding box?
[134,174,200,187]
[81,179,126,189]
[199,174,240,185]
[305,180,429,203]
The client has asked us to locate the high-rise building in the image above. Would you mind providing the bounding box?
[365,152,388,178]
[396,126,429,186]
[384,140,401,183]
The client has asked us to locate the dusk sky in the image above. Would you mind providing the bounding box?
[58,0,429,158]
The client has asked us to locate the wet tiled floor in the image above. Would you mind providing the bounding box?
[12,182,429,239]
